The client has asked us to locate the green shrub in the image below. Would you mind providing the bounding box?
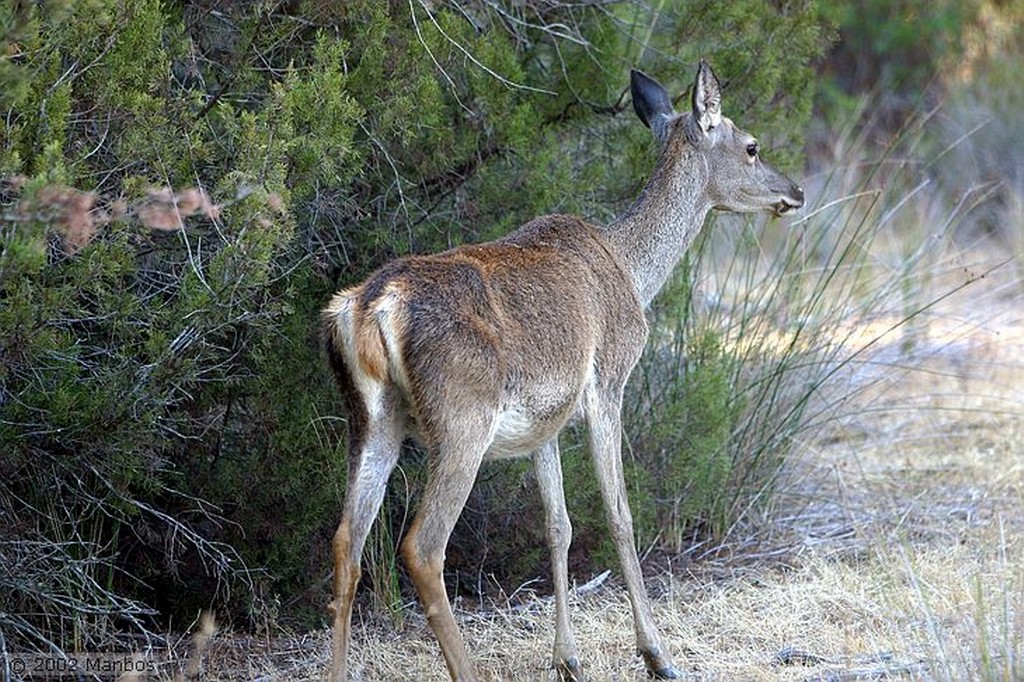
[629,320,744,552]
[1,0,833,647]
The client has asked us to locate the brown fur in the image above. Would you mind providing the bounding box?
[323,62,804,682]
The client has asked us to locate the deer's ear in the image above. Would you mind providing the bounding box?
[631,69,674,143]
[691,59,722,134]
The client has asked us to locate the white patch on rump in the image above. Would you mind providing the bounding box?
[327,290,386,420]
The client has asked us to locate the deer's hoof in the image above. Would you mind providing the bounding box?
[555,656,586,682]
[639,648,682,679]
[649,664,682,679]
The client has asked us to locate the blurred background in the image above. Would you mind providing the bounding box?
[1,0,1021,657]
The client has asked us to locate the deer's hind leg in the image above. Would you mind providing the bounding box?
[329,388,403,682]
[400,402,498,682]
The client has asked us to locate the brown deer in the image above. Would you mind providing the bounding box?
[322,60,804,681]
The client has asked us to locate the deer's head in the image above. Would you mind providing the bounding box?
[631,60,805,217]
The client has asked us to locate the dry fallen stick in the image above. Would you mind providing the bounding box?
[774,646,929,681]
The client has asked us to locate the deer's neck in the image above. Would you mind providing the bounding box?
[602,141,711,308]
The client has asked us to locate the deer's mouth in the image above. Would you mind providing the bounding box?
[773,191,805,217]
[773,200,798,216]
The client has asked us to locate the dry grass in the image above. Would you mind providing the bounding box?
[139,252,1023,681]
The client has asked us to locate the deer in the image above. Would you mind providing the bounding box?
[321,60,804,682]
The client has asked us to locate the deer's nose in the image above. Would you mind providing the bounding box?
[792,185,805,206]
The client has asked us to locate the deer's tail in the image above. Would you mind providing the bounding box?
[321,283,407,393]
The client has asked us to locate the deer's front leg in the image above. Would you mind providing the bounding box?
[584,386,682,679]
[533,440,585,681]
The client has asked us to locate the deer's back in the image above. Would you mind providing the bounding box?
[328,214,646,457]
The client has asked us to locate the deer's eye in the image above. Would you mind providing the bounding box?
[746,141,759,157]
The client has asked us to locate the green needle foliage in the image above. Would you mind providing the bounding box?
[1,0,831,647]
